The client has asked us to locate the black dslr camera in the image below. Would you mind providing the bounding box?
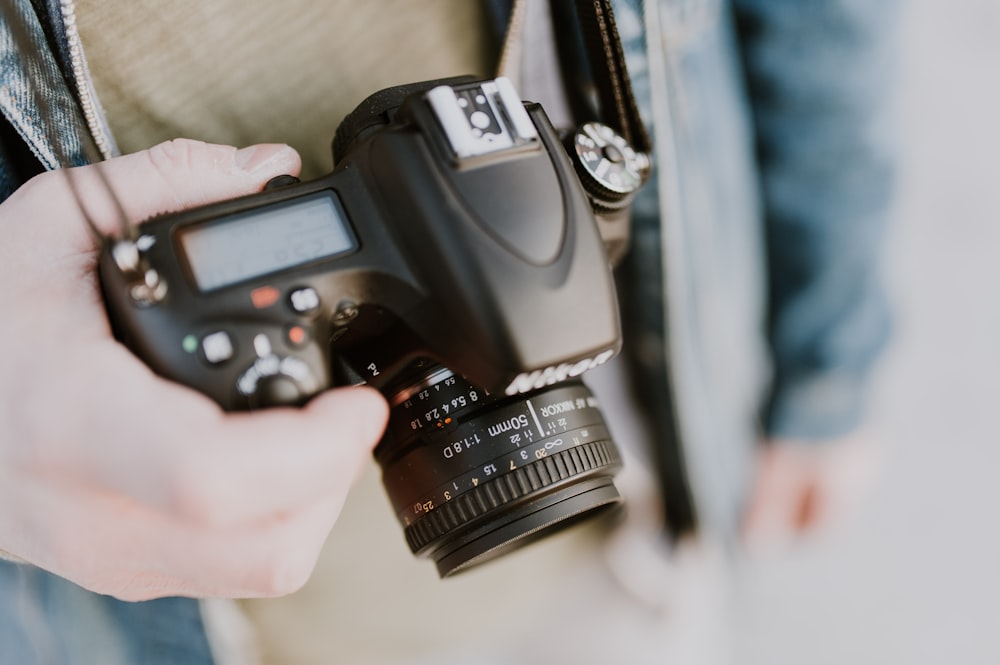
[100,77,650,577]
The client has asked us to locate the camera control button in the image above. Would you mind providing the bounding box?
[288,287,320,314]
[263,174,301,190]
[285,324,309,347]
[256,375,303,406]
[570,122,650,209]
[250,286,281,309]
[236,355,319,407]
[253,333,273,358]
[201,331,235,365]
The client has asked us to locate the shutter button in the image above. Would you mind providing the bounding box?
[289,287,320,315]
[263,174,301,190]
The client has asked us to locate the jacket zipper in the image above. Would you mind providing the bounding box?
[60,0,116,160]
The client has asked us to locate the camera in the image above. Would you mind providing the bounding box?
[99,77,650,576]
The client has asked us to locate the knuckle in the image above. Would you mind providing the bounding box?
[15,170,49,198]
[146,138,205,169]
[143,140,194,208]
[247,548,316,597]
[143,139,228,201]
[145,138,184,172]
[15,167,67,202]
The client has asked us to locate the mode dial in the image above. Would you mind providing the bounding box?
[569,122,650,211]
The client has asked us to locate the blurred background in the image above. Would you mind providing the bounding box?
[734,0,1000,662]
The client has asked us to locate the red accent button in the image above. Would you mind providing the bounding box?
[286,325,308,346]
[250,286,280,309]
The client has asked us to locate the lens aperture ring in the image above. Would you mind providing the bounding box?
[404,438,620,554]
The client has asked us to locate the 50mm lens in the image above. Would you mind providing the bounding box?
[375,361,623,577]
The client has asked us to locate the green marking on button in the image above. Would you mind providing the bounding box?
[182,334,199,353]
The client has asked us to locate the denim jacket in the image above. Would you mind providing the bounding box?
[0,0,898,662]
[610,0,898,537]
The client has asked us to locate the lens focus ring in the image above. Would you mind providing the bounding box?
[404,438,620,553]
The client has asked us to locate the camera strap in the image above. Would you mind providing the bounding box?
[497,0,651,155]
[570,0,651,153]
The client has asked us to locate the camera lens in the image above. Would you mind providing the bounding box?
[374,360,623,577]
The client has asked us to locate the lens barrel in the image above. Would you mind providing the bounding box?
[375,362,623,577]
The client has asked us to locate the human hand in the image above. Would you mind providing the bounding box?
[0,140,388,601]
[741,432,882,551]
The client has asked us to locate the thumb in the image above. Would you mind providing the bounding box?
[41,139,302,243]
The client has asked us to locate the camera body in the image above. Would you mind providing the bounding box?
[99,77,650,576]
[101,77,634,407]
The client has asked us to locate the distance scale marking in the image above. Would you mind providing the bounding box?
[399,423,612,525]
[394,380,602,442]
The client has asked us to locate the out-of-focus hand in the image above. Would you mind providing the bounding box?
[741,432,882,551]
[0,140,388,601]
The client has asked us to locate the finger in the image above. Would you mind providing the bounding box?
[154,490,352,600]
[20,139,301,245]
[18,470,353,600]
[13,315,387,531]
[741,446,814,547]
[19,385,386,599]
[150,386,390,529]
[73,366,389,529]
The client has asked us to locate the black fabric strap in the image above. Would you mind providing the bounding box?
[495,0,651,154]
[570,0,651,154]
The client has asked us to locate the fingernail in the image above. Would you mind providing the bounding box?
[234,143,295,174]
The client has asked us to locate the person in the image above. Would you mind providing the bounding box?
[0,0,899,663]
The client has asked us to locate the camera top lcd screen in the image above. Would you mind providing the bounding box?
[178,192,356,292]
